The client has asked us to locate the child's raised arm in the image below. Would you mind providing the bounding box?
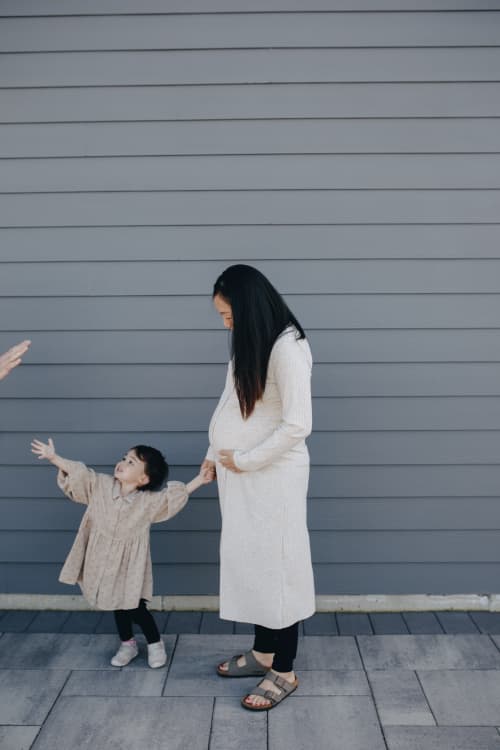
[31,438,74,474]
[31,438,96,506]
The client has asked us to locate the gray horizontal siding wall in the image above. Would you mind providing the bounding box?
[1,0,500,598]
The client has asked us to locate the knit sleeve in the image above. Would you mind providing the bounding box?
[57,460,97,505]
[232,335,312,472]
[149,481,189,523]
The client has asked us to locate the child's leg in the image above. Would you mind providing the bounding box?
[114,608,135,642]
[111,608,139,667]
[130,598,161,644]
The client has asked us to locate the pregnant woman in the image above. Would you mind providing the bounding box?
[202,264,315,711]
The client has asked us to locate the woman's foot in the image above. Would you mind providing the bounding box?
[242,669,297,709]
[218,649,273,675]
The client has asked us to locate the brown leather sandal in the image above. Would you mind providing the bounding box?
[216,649,268,678]
[241,670,299,711]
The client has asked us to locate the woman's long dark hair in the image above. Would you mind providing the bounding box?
[213,264,305,419]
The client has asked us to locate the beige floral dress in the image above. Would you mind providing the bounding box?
[57,460,188,610]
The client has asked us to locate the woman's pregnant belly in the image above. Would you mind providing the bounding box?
[209,392,281,453]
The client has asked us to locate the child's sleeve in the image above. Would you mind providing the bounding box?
[149,481,189,523]
[57,459,97,505]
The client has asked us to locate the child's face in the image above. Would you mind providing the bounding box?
[114,450,149,490]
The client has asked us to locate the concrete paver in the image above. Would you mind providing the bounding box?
[402,612,443,635]
[62,668,167,697]
[294,635,363,670]
[337,612,373,635]
[358,634,500,671]
[297,669,369,696]
[269,696,386,750]
[367,669,435,726]
[31,696,213,750]
[2,624,500,749]
[163,634,260,697]
[0,726,40,750]
[435,611,479,634]
[0,669,69,725]
[210,697,267,750]
[0,633,119,670]
[385,726,500,750]
[418,669,500,726]
[371,613,409,635]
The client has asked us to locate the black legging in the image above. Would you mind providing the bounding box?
[253,621,299,673]
[114,598,160,644]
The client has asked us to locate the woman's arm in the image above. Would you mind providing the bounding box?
[0,340,31,381]
[230,337,312,472]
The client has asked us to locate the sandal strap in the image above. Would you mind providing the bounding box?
[223,650,267,676]
[246,671,298,707]
[250,686,278,704]
[264,670,297,695]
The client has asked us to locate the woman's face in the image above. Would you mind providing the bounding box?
[213,294,233,330]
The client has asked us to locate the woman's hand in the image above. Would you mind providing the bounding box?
[218,450,243,474]
[0,340,31,381]
[31,437,56,461]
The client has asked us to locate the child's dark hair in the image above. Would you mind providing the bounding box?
[132,445,169,491]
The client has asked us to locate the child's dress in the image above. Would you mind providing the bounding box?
[57,460,188,610]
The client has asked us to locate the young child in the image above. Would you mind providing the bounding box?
[31,437,213,668]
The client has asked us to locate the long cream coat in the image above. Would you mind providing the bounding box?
[207,328,316,629]
[57,460,188,610]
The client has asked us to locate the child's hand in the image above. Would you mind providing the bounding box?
[200,465,216,484]
[31,437,56,461]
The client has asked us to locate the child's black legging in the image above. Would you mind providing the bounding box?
[253,621,299,673]
[114,598,160,644]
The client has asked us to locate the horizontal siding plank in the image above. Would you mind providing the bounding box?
[3,259,500,296]
[4,83,500,123]
[2,562,218,596]
[3,529,500,564]
[2,465,499,498]
[3,49,500,88]
[1,397,500,433]
[3,363,500,398]
[2,49,500,88]
[3,226,500,262]
[6,154,500,192]
[310,498,500,531]
[3,496,499,532]
[4,120,500,158]
[2,1,499,14]
[0,498,220,532]
[2,13,500,52]
[2,190,500,227]
[7,429,500,465]
[1,329,500,365]
[1,294,499,330]
[5,560,500,597]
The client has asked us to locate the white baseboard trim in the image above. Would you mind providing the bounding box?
[0,593,498,612]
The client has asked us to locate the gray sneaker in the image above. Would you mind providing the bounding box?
[147,639,167,668]
[111,640,139,667]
